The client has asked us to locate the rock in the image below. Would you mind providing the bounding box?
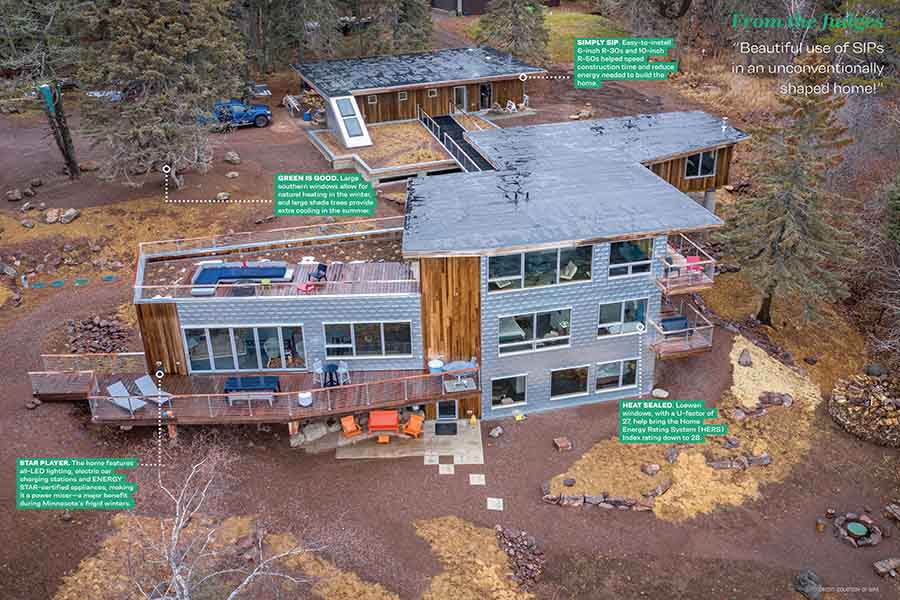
[553,437,572,451]
[488,426,504,438]
[804,356,818,365]
[597,502,615,509]
[722,436,740,449]
[20,219,35,229]
[883,523,893,539]
[873,557,900,577]
[793,569,823,600]
[289,432,306,447]
[885,503,900,522]
[559,494,584,507]
[19,201,35,212]
[30,178,42,188]
[731,408,747,421]
[60,208,80,224]
[815,518,827,533]
[640,463,660,476]
[633,497,654,511]
[0,262,16,278]
[226,171,239,178]
[224,151,241,165]
[216,192,231,201]
[6,188,22,202]
[25,400,38,410]
[724,184,735,192]
[301,422,328,442]
[665,446,679,464]
[738,348,752,367]
[44,208,60,224]
[60,510,73,523]
[643,478,672,498]
[79,160,100,172]
[651,388,669,399]
[563,478,576,487]
[23,187,35,198]
[825,508,836,519]
[584,495,605,505]
[541,494,559,505]
[865,363,887,377]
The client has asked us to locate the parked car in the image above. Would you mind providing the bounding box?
[85,90,123,102]
[200,99,272,130]
[247,83,272,98]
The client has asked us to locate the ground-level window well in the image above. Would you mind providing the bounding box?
[550,366,589,399]
[491,375,527,408]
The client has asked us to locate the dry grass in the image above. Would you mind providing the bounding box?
[414,516,532,600]
[317,122,450,169]
[551,335,823,522]
[455,113,495,132]
[674,53,780,117]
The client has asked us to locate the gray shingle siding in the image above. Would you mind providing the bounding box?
[175,295,424,372]
[479,238,665,419]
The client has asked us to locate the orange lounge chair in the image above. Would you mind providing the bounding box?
[341,415,362,438]
[403,414,424,439]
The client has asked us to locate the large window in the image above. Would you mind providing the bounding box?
[183,326,307,372]
[609,239,653,277]
[335,97,364,138]
[596,359,638,391]
[550,366,589,399]
[499,309,570,355]
[685,150,717,178]
[491,375,527,408]
[324,322,412,359]
[598,298,647,337]
[488,246,592,292]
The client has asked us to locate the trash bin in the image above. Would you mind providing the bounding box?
[303,109,312,122]
[428,359,444,374]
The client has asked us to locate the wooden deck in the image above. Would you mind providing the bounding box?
[29,370,96,402]
[81,368,479,426]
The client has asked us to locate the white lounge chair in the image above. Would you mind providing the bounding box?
[106,381,147,416]
[338,361,351,385]
[134,375,173,407]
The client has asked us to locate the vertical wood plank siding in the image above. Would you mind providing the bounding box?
[647,145,734,192]
[356,78,524,123]
[136,303,188,376]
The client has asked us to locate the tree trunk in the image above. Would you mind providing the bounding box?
[42,83,80,179]
[757,280,777,326]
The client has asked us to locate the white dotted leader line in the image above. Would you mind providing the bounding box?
[162,165,272,204]
[519,72,572,81]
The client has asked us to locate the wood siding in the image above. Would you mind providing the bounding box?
[357,78,523,123]
[136,303,188,376]
[423,393,481,419]
[419,255,481,365]
[647,145,734,192]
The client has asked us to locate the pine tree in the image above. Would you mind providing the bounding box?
[475,0,549,62]
[78,0,246,183]
[720,53,856,326]
[391,0,433,53]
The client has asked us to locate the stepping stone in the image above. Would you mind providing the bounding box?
[438,464,455,475]
[469,473,486,486]
[423,455,439,465]
[74,278,89,286]
[439,455,455,464]
[486,497,504,511]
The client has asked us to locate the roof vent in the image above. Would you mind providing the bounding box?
[721,117,728,134]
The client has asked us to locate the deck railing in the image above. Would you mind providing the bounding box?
[649,305,714,358]
[135,278,420,301]
[40,352,147,373]
[441,132,482,173]
[416,105,442,139]
[86,367,480,423]
[657,233,716,295]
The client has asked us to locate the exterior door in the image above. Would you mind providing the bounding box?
[479,83,492,110]
[453,86,467,113]
[437,399,458,421]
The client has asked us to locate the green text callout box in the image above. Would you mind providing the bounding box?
[274,173,376,217]
[618,400,727,443]
[574,38,678,89]
[17,457,138,510]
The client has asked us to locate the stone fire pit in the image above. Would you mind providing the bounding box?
[834,512,883,547]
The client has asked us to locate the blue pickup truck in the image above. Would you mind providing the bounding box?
[201,99,272,130]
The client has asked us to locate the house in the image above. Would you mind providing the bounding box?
[28,111,748,435]
[431,0,560,16]
[292,47,544,149]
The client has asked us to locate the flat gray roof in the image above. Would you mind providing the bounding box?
[292,47,544,97]
[403,111,742,257]
[466,111,750,169]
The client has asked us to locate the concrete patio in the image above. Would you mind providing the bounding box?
[334,419,484,465]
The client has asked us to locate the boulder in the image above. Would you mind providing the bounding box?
[6,188,22,202]
[488,426,504,438]
[30,178,43,188]
[60,208,80,224]
[793,569,823,600]
[20,219,35,229]
[224,151,241,165]
[865,363,887,377]
[301,422,328,442]
[23,187,35,198]
[651,388,669,399]
[19,201,34,212]
[665,446,679,464]
[553,437,572,451]
[563,478,576,487]
[804,356,818,365]
[79,160,100,172]
[216,191,231,201]
[226,171,240,178]
[44,208,61,224]
[873,557,900,577]
[559,494,584,507]
[584,495,605,505]
[738,348,752,367]
[640,463,660,476]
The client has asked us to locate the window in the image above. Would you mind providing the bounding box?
[609,239,653,277]
[367,95,377,105]
[427,88,438,98]
[596,359,638,391]
[335,97,364,138]
[491,375,527,408]
[488,246,592,292]
[398,91,408,102]
[550,366,589,399]
[324,322,413,358]
[182,326,306,372]
[685,150,717,178]
[598,298,647,336]
[499,309,570,354]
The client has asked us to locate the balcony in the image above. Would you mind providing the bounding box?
[657,233,716,295]
[649,303,714,359]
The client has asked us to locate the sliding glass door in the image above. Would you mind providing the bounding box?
[182,325,307,373]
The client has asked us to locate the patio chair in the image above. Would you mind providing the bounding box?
[307,263,328,282]
[403,414,424,439]
[685,255,704,273]
[312,359,324,386]
[337,361,351,385]
[134,374,173,407]
[341,415,363,438]
[106,381,147,416]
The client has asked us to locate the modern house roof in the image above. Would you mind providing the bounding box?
[402,111,743,257]
[292,47,545,97]
[465,111,750,170]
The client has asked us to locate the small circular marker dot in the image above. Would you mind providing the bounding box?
[518,73,528,82]
[636,323,646,333]
[155,369,165,380]
[161,165,172,174]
